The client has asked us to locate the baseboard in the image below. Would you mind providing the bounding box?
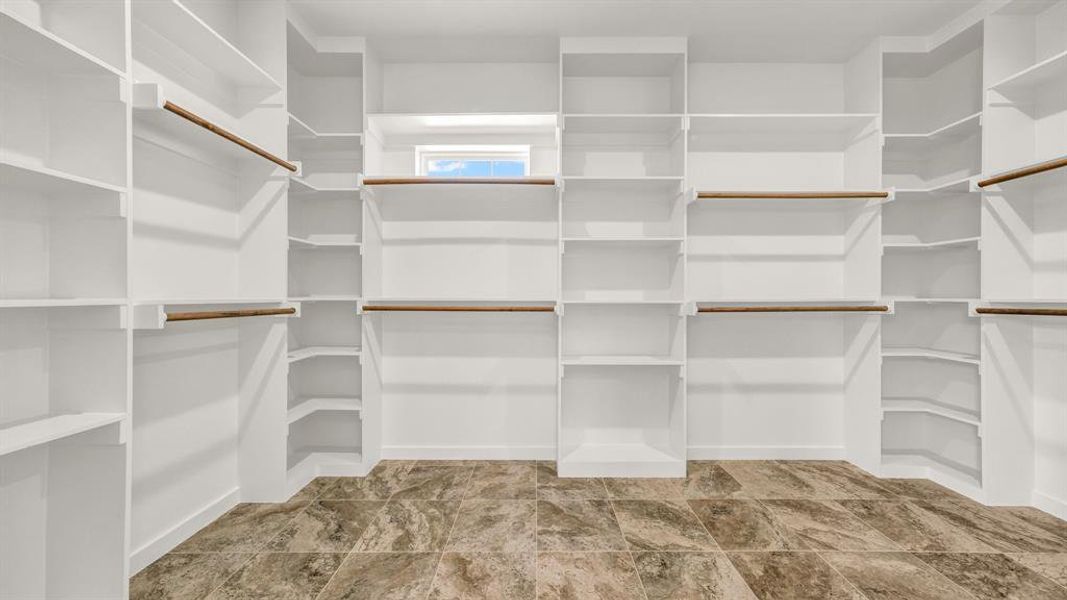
[1033,490,1067,521]
[382,445,556,460]
[687,445,845,460]
[129,487,240,575]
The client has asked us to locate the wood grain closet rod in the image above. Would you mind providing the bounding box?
[163,101,298,172]
[977,156,1067,188]
[166,307,297,322]
[362,305,555,312]
[696,191,890,199]
[361,177,556,186]
[974,307,1067,317]
[698,305,890,313]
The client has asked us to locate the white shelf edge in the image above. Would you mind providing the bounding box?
[0,298,127,309]
[287,397,362,425]
[288,236,362,249]
[132,298,287,306]
[1,413,126,457]
[882,346,980,365]
[288,112,363,139]
[288,296,362,303]
[0,10,126,78]
[987,49,1067,93]
[0,157,127,195]
[287,345,362,363]
[882,397,981,427]
[883,111,982,139]
[882,236,981,250]
[561,355,684,366]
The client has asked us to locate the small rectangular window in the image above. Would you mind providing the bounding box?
[416,145,531,177]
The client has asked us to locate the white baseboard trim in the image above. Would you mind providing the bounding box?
[1033,490,1067,521]
[687,445,845,460]
[382,445,555,460]
[129,487,240,575]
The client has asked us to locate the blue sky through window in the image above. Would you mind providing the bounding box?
[426,158,527,177]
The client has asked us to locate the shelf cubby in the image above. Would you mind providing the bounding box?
[884,244,980,300]
[883,302,979,360]
[562,114,685,178]
[688,199,880,301]
[289,246,363,300]
[287,22,363,135]
[562,240,684,303]
[562,303,684,363]
[1,0,126,75]
[883,190,979,246]
[883,357,981,426]
[559,365,685,477]
[561,50,685,115]
[881,410,982,489]
[562,177,685,239]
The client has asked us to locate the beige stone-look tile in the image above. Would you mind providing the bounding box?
[391,464,475,501]
[321,461,415,500]
[130,552,251,600]
[316,552,440,600]
[265,500,384,552]
[917,552,1067,599]
[1008,554,1067,589]
[535,461,607,500]
[688,499,805,551]
[878,478,976,503]
[603,477,685,499]
[536,499,627,551]
[727,552,866,600]
[464,463,536,499]
[839,499,997,553]
[206,552,343,600]
[1000,507,1067,542]
[719,461,822,499]
[822,552,975,600]
[918,500,1067,553]
[291,477,336,502]
[445,499,536,552]
[683,462,749,499]
[611,499,719,551]
[762,499,901,551]
[536,552,645,600]
[353,500,460,552]
[172,500,308,553]
[633,552,757,600]
[777,460,895,499]
[428,552,535,600]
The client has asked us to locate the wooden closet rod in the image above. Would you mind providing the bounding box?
[163,101,298,172]
[698,305,890,313]
[696,191,889,199]
[362,305,555,312]
[362,177,556,186]
[166,307,297,322]
[975,307,1067,317]
[977,156,1067,188]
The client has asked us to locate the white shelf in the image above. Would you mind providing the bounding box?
[563,113,684,135]
[882,397,980,428]
[0,413,125,457]
[892,177,974,196]
[563,236,684,245]
[690,113,878,148]
[288,345,361,363]
[287,451,364,481]
[288,113,362,140]
[883,236,981,250]
[562,176,685,182]
[988,50,1067,97]
[561,355,684,366]
[289,295,362,303]
[290,177,361,194]
[0,298,127,309]
[132,0,281,90]
[132,298,286,306]
[287,397,362,425]
[884,112,981,140]
[882,346,980,366]
[558,442,684,477]
[0,158,126,197]
[0,11,124,78]
[562,299,684,305]
[887,297,973,304]
[288,236,362,250]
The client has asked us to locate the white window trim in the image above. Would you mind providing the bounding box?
[415,144,531,177]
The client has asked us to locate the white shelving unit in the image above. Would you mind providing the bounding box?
[284,21,369,494]
[880,22,986,496]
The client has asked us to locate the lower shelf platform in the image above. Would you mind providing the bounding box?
[287,450,366,496]
[287,397,362,425]
[558,443,684,477]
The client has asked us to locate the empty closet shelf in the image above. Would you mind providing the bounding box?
[882,398,980,427]
[288,236,361,249]
[1,413,125,457]
[288,113,362,140]
[0,158,126,199]
[0,11,123,77]
[132,0,281,90]
[882,346,980,365]
[288,346,361,363]
[362,176,556,186]
[289,296,362,302]
[689,113,879,149]
[696,190,889,200]
[132,83,297,172]
[0,298,127,309]
[288,451,363,478]
[883,112,982,142]
[891,178,973,197]
[558,443,684,477]
[290,178,360,193]
[562,236,684,244]
[561,355,684,366]
[988,50,1067,98]
[287,397,362,425]
[883,237,981,250]
[887,297,972,304]
[362,304,555,313]
[977,155,1067,189]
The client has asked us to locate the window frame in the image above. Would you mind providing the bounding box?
[414,144,532,177]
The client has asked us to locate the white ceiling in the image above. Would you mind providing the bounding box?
[289,0,986,62]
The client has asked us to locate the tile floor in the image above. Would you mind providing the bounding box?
[131,460,1067,599]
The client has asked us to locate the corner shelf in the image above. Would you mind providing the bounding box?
[288,236,362,250]
[131,0,281,90]
[287,345,361,364]
[0,10,125,78]
[988,50,1067,98]
[882,346,980,366]
[882,397,980,428]
[0,413,126,457]
[883,236,981,250]
[561,355,684,367]
[287,397,362,425]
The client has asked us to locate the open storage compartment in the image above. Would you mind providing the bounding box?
[562,303,684,364]
[561,45,685,115]
[562,240,683,303]
[882,410,983,491]
[562,115,685,178]
[562,177,685,239]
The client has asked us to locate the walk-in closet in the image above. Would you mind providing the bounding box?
[2,1,1066,598]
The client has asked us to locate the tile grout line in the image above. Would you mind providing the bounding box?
[422,464,476,600]
[605,498,650,600]
[812,550,876,600]
[893,552,984,600]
